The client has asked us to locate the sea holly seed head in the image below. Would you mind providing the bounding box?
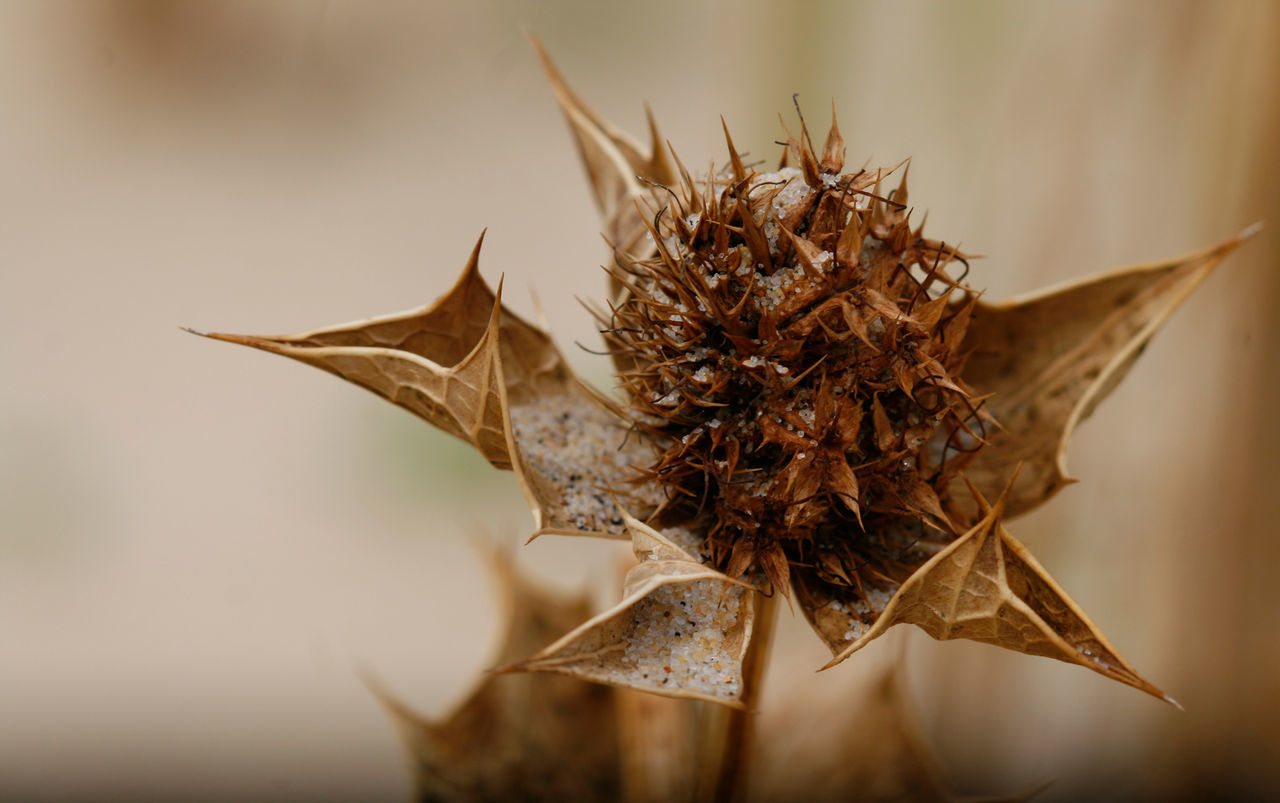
[607,117,990,595]
[192,40,1256,710]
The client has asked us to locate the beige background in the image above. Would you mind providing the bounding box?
[1,1,1276,799]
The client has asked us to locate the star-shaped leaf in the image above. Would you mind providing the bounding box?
[500,511,756,707]
[366,551,622,802]
[956,226,1259,520]
[191,234,663,539]
[824,479,1175,705]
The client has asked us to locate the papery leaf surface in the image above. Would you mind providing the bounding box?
[194,235,662,538]
[825,484,1174,704]
[501,512,755,706]
[529,33,674,272]
[794,521,952,656]
[197,234,517,466]
[509,388,664,539]
[795,567,913,658]
[957,228,1257,519]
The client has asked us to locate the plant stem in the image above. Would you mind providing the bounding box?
[710,592,778,802]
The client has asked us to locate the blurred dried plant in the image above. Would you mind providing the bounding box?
[192,38,1254,802]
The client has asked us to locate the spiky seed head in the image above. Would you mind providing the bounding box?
[605,114,991,595]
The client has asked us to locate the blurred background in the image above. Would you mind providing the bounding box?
[1,1,1276,799]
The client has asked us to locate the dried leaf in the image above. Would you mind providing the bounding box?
[193,235,662,539]
[793,538,945,656]
[793,517,956,657]
[752,663,951,803]
[502,511,755,706]
[510,389,665,539]
[194,234,519,466]
[365,552,621,802]
[824,481,1175,705]
[957,227,1258,520]
[528,33,672,270]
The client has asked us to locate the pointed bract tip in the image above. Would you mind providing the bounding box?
[486,661,520,677]
[523,28,549,61]
[1163,693,1186,712]
[456,229,488,283]
[817,653,844,672]
[355,664,393,702]
[1208,221,1263,258]
[721,116,748,184]
[525,31,573,100]
[959,464,1020,520]
[958,472,987,513]
[180,326,209,337]
[992,462,1024,516]
[194,330,274,349]
[820,101,844,173]
[642,104,677,185]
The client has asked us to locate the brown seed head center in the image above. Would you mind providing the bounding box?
[605,119,991,592]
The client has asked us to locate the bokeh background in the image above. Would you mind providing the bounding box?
[1,1,1277,799]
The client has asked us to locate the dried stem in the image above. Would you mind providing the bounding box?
[619,690,699,803]
[709,592,778,802]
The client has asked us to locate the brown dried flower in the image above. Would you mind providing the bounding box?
[193,44,1254,719]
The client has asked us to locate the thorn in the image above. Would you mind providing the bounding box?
[487,661,520,676]
[446,229,491,292]
[894,160,910,208]
[721,116,748,186]
[820,100,844,174]
[524,29,557,79]
[1238,220,1264,241]
[197,330,273,349]
[667,141,697,199]
[991,461,1024,518]
[645,103,677,185]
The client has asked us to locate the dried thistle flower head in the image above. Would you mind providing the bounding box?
[191,40,1257,715]
[611,113,985,600]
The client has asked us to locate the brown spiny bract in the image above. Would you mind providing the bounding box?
[609,118,988,596]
